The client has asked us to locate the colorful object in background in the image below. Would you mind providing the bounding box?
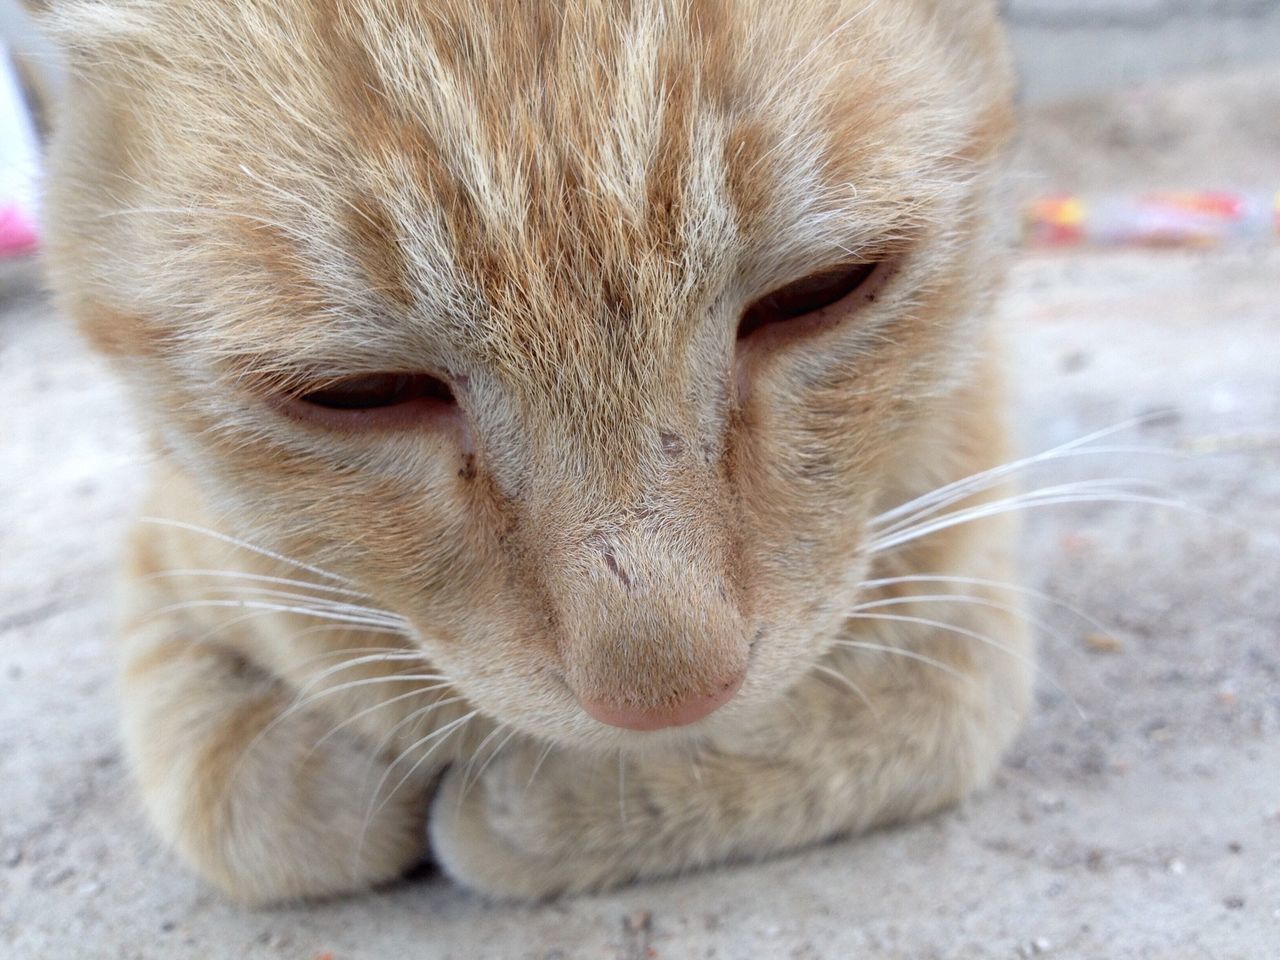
[1025,191,1280,249]
[1,202,39,256]
[1,43,41,258]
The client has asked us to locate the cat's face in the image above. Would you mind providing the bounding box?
[44,0,1013,750]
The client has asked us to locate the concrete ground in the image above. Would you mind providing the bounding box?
[2,71,1279,960]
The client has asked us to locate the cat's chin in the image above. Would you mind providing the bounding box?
[580,721,722,757]
[565,722,760,766]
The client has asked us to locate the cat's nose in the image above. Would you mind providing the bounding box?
[577,669,745,731]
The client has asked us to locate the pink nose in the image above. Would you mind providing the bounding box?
[579,672,745,731]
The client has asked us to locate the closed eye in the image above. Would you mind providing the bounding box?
[278,372,459,430]
[738,260,880,341]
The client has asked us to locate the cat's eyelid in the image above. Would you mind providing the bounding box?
[746,229,913,301]
[737,255,901,344]
[232,364,445,400]
[254,370,462,434]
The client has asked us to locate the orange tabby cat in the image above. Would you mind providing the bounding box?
[34,0,1030,902]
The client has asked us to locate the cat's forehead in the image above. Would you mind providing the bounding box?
[84,0,1008,379]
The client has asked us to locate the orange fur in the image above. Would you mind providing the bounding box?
[35,0,1031,902]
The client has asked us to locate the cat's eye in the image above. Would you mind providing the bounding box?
[279,372,458,429]
[738,261,880,340]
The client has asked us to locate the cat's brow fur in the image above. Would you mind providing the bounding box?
[35,0,1031,903]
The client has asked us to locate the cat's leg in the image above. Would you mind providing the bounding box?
[118,615,430,904]
[430,593,1031,900]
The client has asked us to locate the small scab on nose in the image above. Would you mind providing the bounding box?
[600,546,633,591]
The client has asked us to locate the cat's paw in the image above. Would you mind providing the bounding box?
[428,746,635,900]
[203,713,432,905]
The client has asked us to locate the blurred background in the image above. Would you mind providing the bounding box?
[7,0,1280,101]
[2,2,1278,959]
[1005,0,1280,101]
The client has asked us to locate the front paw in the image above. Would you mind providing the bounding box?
[428,746,638,900]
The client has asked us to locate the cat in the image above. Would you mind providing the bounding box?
[33,0,1031,903]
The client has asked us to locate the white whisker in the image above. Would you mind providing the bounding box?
[849,592,1078,654]
[186,609,409,648]
[357,685,473,785]
[872,443,1188,535]
[845,611,1085,718]
[685,743,705,786]
[359,710,478,867]
[831,637,968,681]
[171,585,409,628]
[288,640,418,665]
[291,650,431,695]
[524,740,556,795]
[146,567,368,598]
[868,487,1187,556]
[306,688,461,760]
[859,573,1115,639]
[459,725,520,807]
[869,415,1174,530]
[456,724,510,802]
[223,666,447,802]
[288,673,451,716]
[146,598,408,631]
[812,663,878,717]
[140,517,354,584]
[618,753,629,827]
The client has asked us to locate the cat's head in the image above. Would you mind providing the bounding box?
[40,0,1014,750]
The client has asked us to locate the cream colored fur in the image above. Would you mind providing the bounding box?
[34,0,1032,902]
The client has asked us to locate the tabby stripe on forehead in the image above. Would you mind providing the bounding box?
[346,196,415,310]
